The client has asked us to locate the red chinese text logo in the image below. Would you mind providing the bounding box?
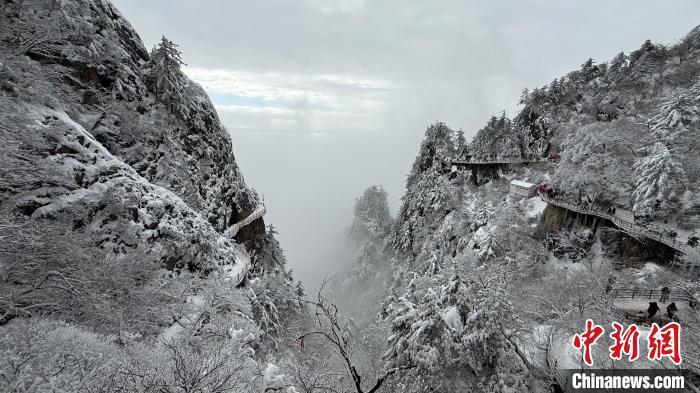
[609,322,640,362]
[572,319,605,366]
[571,320,681,366]
[648,322,682,365]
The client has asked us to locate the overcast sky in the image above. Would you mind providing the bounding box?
[112,0,700,290]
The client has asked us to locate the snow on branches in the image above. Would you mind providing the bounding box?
[146,36,186,111]
[632,142,688,219]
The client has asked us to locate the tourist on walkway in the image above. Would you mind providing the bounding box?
[667,302,678,321]
[647,301,660,319]
[688,235,698,248]
[660,287,670,303]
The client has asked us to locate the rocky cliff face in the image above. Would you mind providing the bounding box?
[0,5,300,389]
[0,0,265,273]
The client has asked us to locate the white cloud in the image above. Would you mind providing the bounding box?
[304,0,367,15]
[184,67,393,133]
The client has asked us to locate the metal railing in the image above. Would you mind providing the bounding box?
[452,157,549,165]
[538,192,692,256]
[224,203,266,238]
[547,332,574,393]
[611,287,696,303]
[227,254,251,285]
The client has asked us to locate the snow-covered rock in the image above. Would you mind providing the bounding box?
[0,0,265,273]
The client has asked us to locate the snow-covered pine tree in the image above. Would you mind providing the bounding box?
[249,225,304,347]
[518,88,530,105]
[469,113,521,159]
[578,58,602,83]
[649,79,700,143]
[643,81,700,224]
[337,186,394,319]
[606,52,628,84]
[632,142,687,220]
[629,39,657,66]
[459,280,515,372]
[348,243,381,282]
[468,225,499,263]
[147,36,186,111]
[351,185,393,243]
[406,122,456,188]
[456,129,467,153]
[547,79,563,102]
[388,122,458,256]
[252,225,287,276]
[383,288,453,370]
[382,272,525,384]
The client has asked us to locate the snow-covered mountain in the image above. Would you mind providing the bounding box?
[1,0,265,268]
[0,1,303,391]
[356,26,700,392]
[265,24,700,393]
[3,0,700,391]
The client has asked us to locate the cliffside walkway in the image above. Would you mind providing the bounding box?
[160,217,256,343]
[159,245,252,343]
[452,157,549,166]
[611,287,696,303]
[611,287,696,322]
[538,192,698,270]
[547,343,570,392]
[224,203,266,238]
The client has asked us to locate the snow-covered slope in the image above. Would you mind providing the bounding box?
[0,2,283,390]
[0,0,280,352]
[0,0,265,272]
[0,0,265,252]
[1,98,246,272]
